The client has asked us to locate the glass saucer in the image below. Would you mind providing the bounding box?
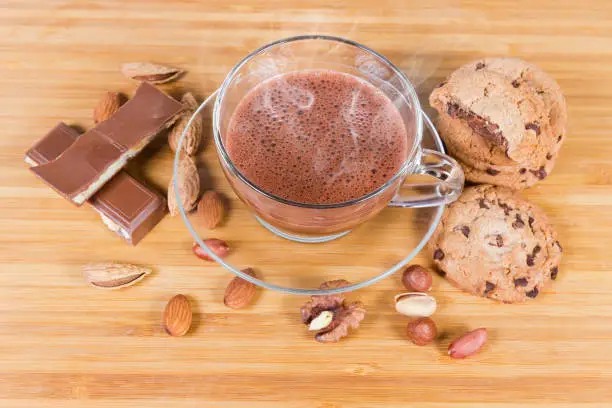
[173,91,444,295]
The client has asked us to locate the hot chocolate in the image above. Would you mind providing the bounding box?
[225,70,408,205]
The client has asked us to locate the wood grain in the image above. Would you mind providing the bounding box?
[1,0,611,406]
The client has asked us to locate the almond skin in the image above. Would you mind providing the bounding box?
[168,155,200,216]
[197,191,225,229]
[163,294,192,337]
[448,328,488,359]
[181,92,199,109]
[121,62,184,84]
[192,239,230,262]
[224,268,257,309]
[83,262,151,290]
[168,92,203,156]
[401,265,433,292]
[93,92,122,124]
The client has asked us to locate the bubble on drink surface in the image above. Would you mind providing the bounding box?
[225,70,409,204]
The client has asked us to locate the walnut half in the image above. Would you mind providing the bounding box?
[300,280,366,343]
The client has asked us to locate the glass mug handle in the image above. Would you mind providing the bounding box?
[389,148,464,208]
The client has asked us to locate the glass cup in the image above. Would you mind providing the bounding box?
[212,35,464,243]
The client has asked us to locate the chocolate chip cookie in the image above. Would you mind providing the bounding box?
[430,58,566,189]
[428,185,563,303]
[437,114,562,189]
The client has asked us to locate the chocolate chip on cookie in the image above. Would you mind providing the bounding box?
[514,278,529,287]
[454,225,470,238]
[550,266,559,280]
[433,249,445,260]
[428,185,563,303]
[530,167,548,180]
[525,122,541,135]
[512,214,525,229]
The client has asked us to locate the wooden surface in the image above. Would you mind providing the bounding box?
[1,0,611,406]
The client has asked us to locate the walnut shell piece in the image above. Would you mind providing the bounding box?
[300,280,366,343]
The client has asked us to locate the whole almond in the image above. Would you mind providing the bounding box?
[163,294,192,337]
[168,93,203,156]
[83,262,151,290]
[93,92,122,124]
[402,265,433,292]
[224,268,257,309]
[192,239,230,262]
[197,191,225,229]
[394,292,437,317]
[448,328,488,359]
[168,155,200,216]
[406,317,438,346]
[121,62,184,84]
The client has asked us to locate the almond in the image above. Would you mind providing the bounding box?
[93,92,122,124]
[224,268,257,309]
[196,191,225,229]
[192,239,230,262]
[163,294,192,337]
[83,262,151,290]
[121,62,184,84]
[168,155,200,216]
[448,328,488,359]
[168,93,203,156]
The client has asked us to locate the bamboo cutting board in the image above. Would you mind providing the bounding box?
[1,0,611,406]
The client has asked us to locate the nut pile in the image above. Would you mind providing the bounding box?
[77,61,493,359]
[81,62,258,337]
[394,264,488,358]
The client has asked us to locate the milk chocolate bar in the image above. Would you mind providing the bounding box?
[24,123,79,167]
[26,123,167,245]
[30,82,184,205]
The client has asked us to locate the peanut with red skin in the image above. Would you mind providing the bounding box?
[448,328,488,359]
[192,239,230,262]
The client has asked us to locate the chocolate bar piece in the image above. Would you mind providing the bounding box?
[26,123,167,245]
[24,123,79,166]
[30,82,183,205]
[90,172,167,245]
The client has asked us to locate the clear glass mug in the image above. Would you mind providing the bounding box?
[212,35,464,243]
